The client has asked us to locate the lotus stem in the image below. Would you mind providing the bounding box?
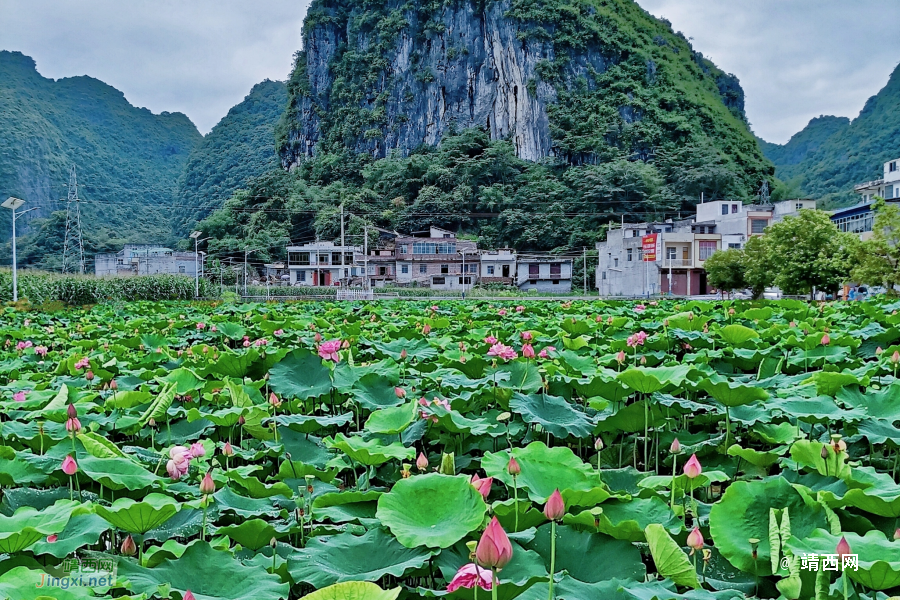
[202,496,208,541]
[513,475,519,532]
[724,407,730,449]
[548,520,557,600]
[843,571,848,600]
[68,474,73,502]
[492,569,498,600]
[671,455,677,513]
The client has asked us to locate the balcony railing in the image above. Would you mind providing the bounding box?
[661,259,693,268]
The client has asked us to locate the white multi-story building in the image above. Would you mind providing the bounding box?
[854,157,900,203]
[833,158,900,239]
[596,199,814,296]
[286,242,363,286]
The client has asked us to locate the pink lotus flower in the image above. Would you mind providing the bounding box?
[74,358,89,370]
[314,332,322,343]
[184,591,196,600]
[683,454,702,479]
[471,474,493,500]
[522,344,535,359]
[254,339,268,347]
[615,350,626,364]
[821,333,830,346]
[318,340,341,362]
[120,534,137,556]
[431,305,439,311]
[507,456,521,476]
[196,323,206,330]
[274,329,284,336]
[498,309,507,316]
[487,343,517,361]
[447,563,493,592]
[395,387,406,399]
[199,471,216,495]
[836,536,850,557]
[222,442,234,457]
[422,324,432,335]
[484,335,498,345]
[416,452,428,472]
[209,325,217,332]
[687,527,704,554]
[543,489,565,521]
[66,417,82,433]
[893,351,900,365]
[13,391,26,402]
[476,517,513,569]
[189,442,206,458]
[242,340,250,347]
[35,346,48,357]
[626,331,648,348]
[269,392,282,408]
[670,438,681,453]
[634,304,646,312]
[400,348,407,360]
[62,455,78,475]
[521,331,533,342]
[47,534,58,543]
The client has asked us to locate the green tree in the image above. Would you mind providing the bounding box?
[704,248,746,296]
[765,210,857,299]
[741,235,774,299]
[851,197,900,294]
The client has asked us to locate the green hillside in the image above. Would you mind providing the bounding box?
[173,79,287,235]
[761,62,900,207]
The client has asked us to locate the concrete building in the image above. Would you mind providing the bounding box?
[286,241,363,286]
[394,227,478,290]
[95,245,198,277]
[854,157,900,203]
[832,158,900,239]
[479,249,517,285]
[596,199,814,296]
[516,256,573,292]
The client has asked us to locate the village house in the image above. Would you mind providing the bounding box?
[394,227,478,290]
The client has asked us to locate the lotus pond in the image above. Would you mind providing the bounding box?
[1,298,900,600]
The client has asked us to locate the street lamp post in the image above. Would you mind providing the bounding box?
[3,197,37,302]
[189,232,211,298]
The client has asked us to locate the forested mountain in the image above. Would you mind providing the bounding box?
[0,50,202,269]
[200,0,774,264]
[761,62,900,207]
[173,79,287,234]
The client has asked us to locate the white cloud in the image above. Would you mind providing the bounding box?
[1,0,898,143]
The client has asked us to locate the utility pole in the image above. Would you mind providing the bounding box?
[363,224,369,291]
[583,247,587,296]
[62,166,85,274]
[339,203,345,286]
[189,231,209,298]
[3,197,36,302]
[461,250,466,297]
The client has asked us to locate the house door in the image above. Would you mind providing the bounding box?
[312,271,318,286]
[502,265,510,277]
[323,271,332,286]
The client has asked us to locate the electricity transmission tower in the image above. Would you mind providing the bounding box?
[62,165,85,274]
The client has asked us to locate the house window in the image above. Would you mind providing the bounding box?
[667,247,677,260]
[529,264,539,276]
[299,271,306,282]
[399,244,408,254]
[318,253,330,265]
[627,248,633,261]
[401,264,409,274]
[721,204,729,215]
[699,241,717,261]
[459,277,471,284]
[178,265,185,273]
[613,258,619,267]
[288,252,310,266]
[440,264,449,274]
[602,272,607,280]
[728,243,741,249]
[419,264,427,274]
[487,265,495,275]
[552,280,560,285]
[443,234,452,238]
[432,277,446,285]
[379,266,387,276]
[413,242,456,254]
[550,263,561,276]
[697,226,705,234]
[732,204,739,213]
[890,161,897,172]
[751,219,768,234]
[796,203,803,211]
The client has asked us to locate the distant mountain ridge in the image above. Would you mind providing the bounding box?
[761,62,900,207]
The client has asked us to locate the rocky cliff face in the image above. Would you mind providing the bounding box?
[279,0,755,169]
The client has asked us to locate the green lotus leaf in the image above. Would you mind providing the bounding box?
[836,466,900,517]
[801,370,861,396]
[205,348,260,378]
[300,582,400,600]
[588,497,682,542]
[104,389,152,409]
[351,374,406,410]
[836,383,900,421]
[364,401,416,435]
[784,528,900,590]
[216,518,286,551]
[216,322,247,340]
[0,446,50,486]
[213,486,290,519]
[0,566,96,600]
[138,382,176,427]
[224,471,293,498]
[708,477,827,575]
[76,431,127,458]
[187,406,249,427]
[788,440,850,478]
[727,444,784,468]
[509,393,597,439]
[158,367,206,394]
[596,399,668,434]
[855,418,900,445]
[718,324,759,347]
[271,412,353,434]
[482,442,605,503]
[376,473,486,549]
[289,528,434,588]
[326,433,415,466]
[0,500,80,553]
[94,493,180,535]
[617,365,694,394]
[117,540,289,600]
[701,379,768,407]
[490,361,544,393]
[269,349,332,400]
[645,523,699,589]
[29,512,111,558]
[78,454,160,491]
[525,523,645,583]
[312,491,382,524]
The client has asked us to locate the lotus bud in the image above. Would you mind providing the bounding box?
[314,332,322,343]
[422,324,432,335]
[65,417,82,433]
[61,455,78,475]
[471,474,493,500]
[47,534,58,543]
[670,438,681,454]
[439,452,456,476]
[663,319,669,327]
[269,392,281,408]
[238,415,246,426]
[892,351,900,365]
[507,456,521,476]
[109,379,118,390]
[876,346,884,356]
[640,356,647,365]
[616,350,626,364]
[820,445,830,460]
[836,536,851,557]
[416,452,428,472]
[821,333,830,346]
[400,349,407,360]
[184,591,196,600]
[683,454,702,479]
[894,528,900,541]
[476,517,513,569]
[687,527,704,553]
[199,471,216,495]
[120,534,137,556]
[594,437,604,452]
[543,489,565,521]
[395,387,406,399]
[222,442,234,457]
[67,404,78,419]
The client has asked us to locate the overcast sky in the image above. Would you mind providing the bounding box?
[2,0,899,144]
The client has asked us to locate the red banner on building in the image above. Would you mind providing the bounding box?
[642,233,658,262]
